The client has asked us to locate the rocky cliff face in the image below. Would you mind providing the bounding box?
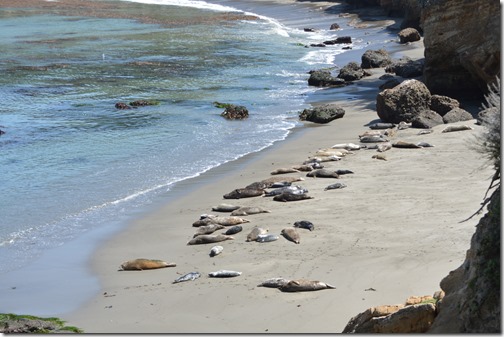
[422,0,501,98]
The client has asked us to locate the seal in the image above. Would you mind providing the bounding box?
[230,206,271,216]
[246,176,304,190]
[209,245,224,257]
[173,271,201,284]
[273,192,313,202]
[397,121,412,130]
[279,279,336,292]
[209,270,242,278]
[256,234,280,243]
[281,227,301,244]
[193,224,225,237]
[223,188,264,199]
[377,142,392,152]
[369,122,395,130]
[211,203,241,212]
[324,182,347,191]
[293,220,314,231]
[270,168,300,175]
[441,125,474,133]
[306,155,342,163]
[224,225,243,235]
[392,140,422,148]
[315,149,347,157]
[335,169,353,175]
[257,277,290,288]
[187,234,234,245]
[359,130,384,137]
[306,169,339,178]
[359,135,388,143]
[418,129,434,135]
[416,141,435,147]
[246,226,268,242]
[291,164,314,172]
[372,154,387,161]
[192,216,250,227]
[120,258,176,271]
[270,181,292,188]
[331,143,361,151]
[264,185,308,197]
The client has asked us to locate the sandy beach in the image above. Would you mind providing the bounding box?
[61,28,494,332]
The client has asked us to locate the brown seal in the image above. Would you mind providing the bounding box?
[246,176,305,190]
[246,226,268,242]
[392,140,422,148]
[441,125,473,133]
[120,259,176,271]
[279,279,336,292]
[192,216,250,227]
[270,168,300,175]
[281,227,301,244]
[273,192,313,202]
[372,154,387,161]
[306,169,339,178]
[230,206,271,216]
[187,234,234,245]
[193,224,226,237]
[223,188,264,199]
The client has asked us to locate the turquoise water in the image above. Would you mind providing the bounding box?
[0,0,398,315]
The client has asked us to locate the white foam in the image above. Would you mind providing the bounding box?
[120,0,241,13]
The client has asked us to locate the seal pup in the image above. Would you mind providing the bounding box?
[293,220,314,231]
[246,226,268,242]
[279,279,336,292]
[187,234,234,245]
[120,259,176,271]
[192,216,250,227]
[209,270,242,278]
[173,272,201,284]
[281,227,301,244]
[224,225,242,235]
[230,206,271,216]
[211,203,241,212]
[376,142,392,152]
[256,234,280,243]
[392,140,422,148]
[306,169,339,178]
[223,188,264,199]
[209,245,224,257]
[442,125,473,133]
[270,168,300,175]
[372,154,387,161]
[193,224,225,237]
[324,182,347,191]
[273,192,313,202]
[257,278,290,288]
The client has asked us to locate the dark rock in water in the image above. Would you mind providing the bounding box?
[329,23,340,30]
[398,27,421,44]
[115,102,131,109]
[307,70,345,87]
[299,104,345,124]
[361,49,392,69]
[220,104,249,120]
[324,36,352,45]
[0,129,5,136]
[338,61,366,82]
[129,100,159,107]
[310,43,326,48]
[304,28,317,32]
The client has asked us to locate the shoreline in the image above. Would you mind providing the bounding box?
[63,34,494,332]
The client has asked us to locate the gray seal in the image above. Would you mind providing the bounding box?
[293,220,314,231]
[211,203,241,212]
[223,188,264,199]
[230,206,271,216]
[264,185,308,197]
[279,279,336,292]
[209,270,242,278]
[441,125,473,133]
[192,224,225,238]
[246,226,268,242]
[256,234,280,243]
[306,169,339,178]
[120,259,176,271]
[273,192,313,202]
[173,272,201,284]
[224,225,243,235]
[324,182,347,191]
[187,234,234,245]
[257,278,290,288]
[392,140,422,148]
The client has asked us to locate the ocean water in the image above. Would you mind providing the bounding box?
[0,0,398,315]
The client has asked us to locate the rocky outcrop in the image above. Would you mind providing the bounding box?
[422,0,501,98]
[299,104,345,124]
[308,70,346,87]
[397,27,420,43]
[338,62,367,82]
[220,104,249,120]
[385,56,424,78]
[361,49,392,69]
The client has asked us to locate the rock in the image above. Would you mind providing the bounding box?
[129,100,159,107]
[337,62,366,82]
[220,104,249,120]
[343,304,404,333]
[310,43,326,48]
[374,303,437,333]
[379,78,401,90]
[411,109,444,129]
[304,28,317,32]
[329,23,340,30]
[115,102,131,109]
[398,27,421,44]
[442,108,474,124]
[476,106,499,125]
[376,79,432,124]
[385,56,424,78]
[308,70,346,87]
[429,94,460,116]
[361,49,392,69]
[299,104,345,124]
[422,0,500,97]
[323,36,352,45]
[405,295,435,306]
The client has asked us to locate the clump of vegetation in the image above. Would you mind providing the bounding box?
[0,313,83,333]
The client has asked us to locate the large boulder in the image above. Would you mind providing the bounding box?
[376,79,432,124]
[307,70,346,87]
[299,104,345,124]
[385,56,424,78]
[411,109,444,129]
[219,104,249,120]
[442,108,474,124]
[429,94,460,116]
[361,49,392,69]
[337,61,366,82]
[398,27,421,44]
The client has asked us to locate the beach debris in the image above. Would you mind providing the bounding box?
[211,203,241,212]
[224,225,243,235]
[324,182,348,191]
[119,258,176,271]
[230,206,271,216]
[441,125,474,133]
[365,287,377,291]
[257,277,290,288]
[209,270,242,278]
[281,227,301,244]
[173,271,201,284]
[256,234,280,243]
[246,226,269,242]
[209,245,224,257]
[223,187,264,199]
[273,192,313,202]
[187,234,234,245]
[279,279,336,292]
[392,140,423,148]
[372,154,388,161]
[293,220,315,231]
[193,224,226,238]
